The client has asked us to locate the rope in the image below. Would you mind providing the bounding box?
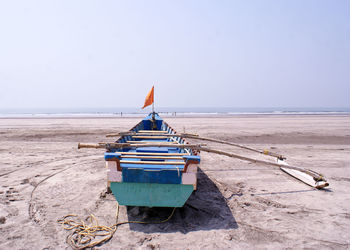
[57,203,176,249]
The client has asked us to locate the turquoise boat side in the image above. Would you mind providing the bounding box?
[105,112,199,207]
[110,182,194,207]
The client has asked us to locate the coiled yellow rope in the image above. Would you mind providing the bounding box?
[57,203,176,249]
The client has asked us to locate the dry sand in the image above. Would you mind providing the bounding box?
[0,115,350,249]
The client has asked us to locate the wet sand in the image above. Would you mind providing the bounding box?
[0,115,350,249]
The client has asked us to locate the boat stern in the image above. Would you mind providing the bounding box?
[105,152,200,207]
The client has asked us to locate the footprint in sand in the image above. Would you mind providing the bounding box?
[0,216,6,224]
[20,178,29,185]
[4,187,22,202]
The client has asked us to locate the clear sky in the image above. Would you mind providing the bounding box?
[0,0,349,109]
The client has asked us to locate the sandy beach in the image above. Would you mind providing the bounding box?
[0,115,350,249]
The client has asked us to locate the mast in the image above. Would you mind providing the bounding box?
[151,86,156,130]
[152,86,155,114]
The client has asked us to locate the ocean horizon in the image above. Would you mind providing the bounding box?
[0,107,349,118]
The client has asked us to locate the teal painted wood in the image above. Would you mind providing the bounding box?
[110,182,194,207]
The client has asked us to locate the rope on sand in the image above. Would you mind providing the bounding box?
[57,203,176,249]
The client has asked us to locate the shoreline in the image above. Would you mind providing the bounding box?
[0,113,350,119]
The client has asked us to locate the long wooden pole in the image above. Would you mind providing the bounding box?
[198,146,319,179]
[77,142,204,149]
[184,135,286,160]
[105,132,285,160]
[77,142,326,182]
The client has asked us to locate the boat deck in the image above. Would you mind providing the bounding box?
[104,112,200,207]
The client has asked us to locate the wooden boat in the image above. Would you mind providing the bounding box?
[104,112,200,207]
[78,108,329,209]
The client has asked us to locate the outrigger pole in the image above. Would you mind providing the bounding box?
[102,131,330,189]
[78,142,329,189]
[106,132,285,160]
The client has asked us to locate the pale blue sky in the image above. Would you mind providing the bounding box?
[0,0,349,109]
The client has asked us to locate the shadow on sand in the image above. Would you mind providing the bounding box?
[127,168,238,233]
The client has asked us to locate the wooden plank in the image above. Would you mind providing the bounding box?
[120,160,185,165]
[138,130,168,133]
[106,133,197,138]
[126,140,178,144]
[107,133,177,137]
[116,143,201,148]
[79,142,203,149]
[108,170,122,182]
[182,173,196,185]
[120,152,189,156]
[132,136,172,139]
[280,167,329,189]
[277,159,329,189]
[121,155,183,160]
[134,134,178,137]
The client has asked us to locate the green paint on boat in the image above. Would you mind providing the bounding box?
[110,182,194,207]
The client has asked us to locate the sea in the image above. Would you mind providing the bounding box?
[0,107,349,118]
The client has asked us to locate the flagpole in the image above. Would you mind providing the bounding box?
[152,86,155,114]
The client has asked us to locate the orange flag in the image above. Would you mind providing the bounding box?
[142,86,154,109]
